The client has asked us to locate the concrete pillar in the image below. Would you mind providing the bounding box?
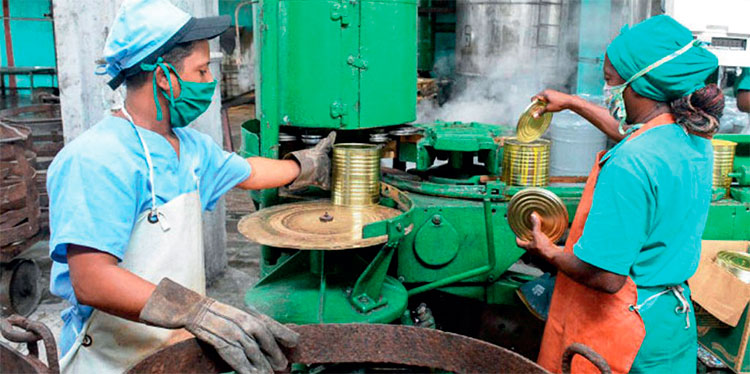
[52,0,228,282]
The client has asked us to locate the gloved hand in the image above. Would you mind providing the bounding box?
[285,132,336,191]
[140,278,298,374]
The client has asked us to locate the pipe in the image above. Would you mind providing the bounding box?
[233,1,254,66]
[575,0,611,96]
[2,0,16,90]
[407,199,497,296]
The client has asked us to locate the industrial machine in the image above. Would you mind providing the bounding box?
[234,0,750,354]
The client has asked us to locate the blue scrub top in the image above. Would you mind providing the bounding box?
[47,115,252,356]
[573,123,713,287]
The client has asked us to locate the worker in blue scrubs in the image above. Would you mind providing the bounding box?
[520,16,724,373]
[47,1,329,373]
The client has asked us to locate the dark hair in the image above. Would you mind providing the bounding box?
[670,83,724,136]
[124,41,199,89]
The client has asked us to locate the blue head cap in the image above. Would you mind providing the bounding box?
[102,0,230,89]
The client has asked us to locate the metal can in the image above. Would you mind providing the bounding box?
[711,139,737,190]
[501,137,551,187]
[332,143,381,206]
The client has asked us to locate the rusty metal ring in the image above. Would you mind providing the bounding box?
[0,315,39,343]
[0,315,60,374]
[130,324,551,374]
[561,342,612,374]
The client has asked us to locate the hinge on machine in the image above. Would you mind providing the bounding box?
[347,56,368,70]
[330,101,347,119]
[330,2,350,26]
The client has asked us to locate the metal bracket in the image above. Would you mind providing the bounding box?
[330,2,350,26]
[349,244,396,313]
[363,183,414,246]
[347,56,368,70]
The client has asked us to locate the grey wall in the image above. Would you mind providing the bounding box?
[52,0,228,282]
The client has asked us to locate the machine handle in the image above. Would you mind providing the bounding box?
[0,315,60,374]
[561,343,611,374]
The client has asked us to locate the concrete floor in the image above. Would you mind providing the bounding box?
[8,103,263,358]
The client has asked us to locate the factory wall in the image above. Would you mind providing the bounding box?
[0,0,57,90]
[51,0,229,282]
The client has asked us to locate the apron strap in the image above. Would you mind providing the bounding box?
[630,285,691,329]
[120,106,170,231]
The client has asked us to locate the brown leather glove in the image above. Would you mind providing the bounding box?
[284,132,336,191]
[140,278,298,374]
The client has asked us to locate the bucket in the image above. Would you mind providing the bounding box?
[332,143,381,206]
[502,138,550,187]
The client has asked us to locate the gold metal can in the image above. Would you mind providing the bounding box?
[332,143,381,206]
[502,137,551,187]
[711,139,737,190]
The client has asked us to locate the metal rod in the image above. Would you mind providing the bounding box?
[2,0,16,91]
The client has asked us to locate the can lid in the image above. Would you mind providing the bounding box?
[516,99,553,143]
[717,251,750,283]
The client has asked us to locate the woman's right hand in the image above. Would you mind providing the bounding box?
[531,89,576,117]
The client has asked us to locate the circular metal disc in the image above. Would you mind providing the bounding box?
[238,200,402,250]
[717,251,750,283]
[516,100,553,143]
[1,259,41,317]
[507,188,569,243]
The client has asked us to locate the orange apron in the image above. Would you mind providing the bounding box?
[537,113,676,374]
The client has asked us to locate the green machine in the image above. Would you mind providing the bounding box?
[239,0,750,339]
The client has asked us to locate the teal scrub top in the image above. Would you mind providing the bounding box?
[737,68,750,92]
[573,123,713,287]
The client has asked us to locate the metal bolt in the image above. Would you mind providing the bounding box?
[319,212,334,223]
[347,56,355,64]
[431,215,442,225]
[396,223,403,232]
[358,295,369,304]
[397,276,406,282]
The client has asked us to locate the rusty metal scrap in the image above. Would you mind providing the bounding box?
[130,324,551,374]
[0,315,59,374]
[562,343,612,374]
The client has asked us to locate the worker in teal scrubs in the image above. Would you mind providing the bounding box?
[519,15,724,373]
[735,68,750,134]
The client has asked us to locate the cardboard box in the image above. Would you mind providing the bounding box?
[690,240,750,372]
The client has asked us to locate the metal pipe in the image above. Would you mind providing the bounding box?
[407,199,497,296]
[575,0,611,96]
[2,0,16,91]
[233,1,254,66]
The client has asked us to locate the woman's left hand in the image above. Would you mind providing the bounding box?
[516,212,561,262]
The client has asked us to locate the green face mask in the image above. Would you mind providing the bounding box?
[141,57,217,128]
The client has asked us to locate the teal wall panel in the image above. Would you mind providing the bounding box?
[219,0,253,29]
[0,0,57,89]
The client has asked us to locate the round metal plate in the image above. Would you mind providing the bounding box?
[237,200,402,250]
[516,100,552,143]
[507,188,568,243]
[717,251,750,283]
[1,259,41,317]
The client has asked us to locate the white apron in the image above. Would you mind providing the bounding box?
[59,110,206,374]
